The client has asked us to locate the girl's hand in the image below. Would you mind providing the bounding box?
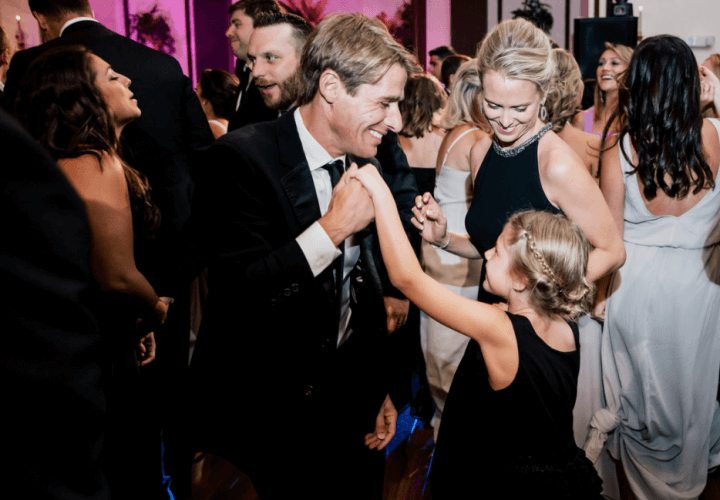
[411,193,449,246]
[347,163,389,200]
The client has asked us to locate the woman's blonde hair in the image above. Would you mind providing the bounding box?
[545,49,583,133]
[476,18,555,96]
[505,210,595,320]
[443,59,488,131]
[593,42,633,119]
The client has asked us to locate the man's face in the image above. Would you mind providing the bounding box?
[429,55,442,79]
[0,32,15,70]
[329,63,406,158]
[226,9,254,60]
[248,24,302,111]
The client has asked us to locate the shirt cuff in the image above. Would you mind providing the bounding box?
[297,221,341,277]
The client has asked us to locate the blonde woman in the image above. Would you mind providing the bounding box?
[572,42,633,136]
[415,18,624,305]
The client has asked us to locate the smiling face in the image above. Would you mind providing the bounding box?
[596,49,628,93]
[481,69,543,148]
[483,224,519,299]
[226,9,254,60]
[329,63,406,158]
[90,54,141,130]
[248,23,302,111]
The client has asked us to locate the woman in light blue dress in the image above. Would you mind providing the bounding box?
[587,35,720,499]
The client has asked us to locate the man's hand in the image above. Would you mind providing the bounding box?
[319,167,375,246]
[384,296,409,334]
[137,332,156,366]
[364,395,397,450]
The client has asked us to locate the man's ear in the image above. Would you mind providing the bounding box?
[317,69,343,105]
[32,11,49,31]
[0,49,8,66]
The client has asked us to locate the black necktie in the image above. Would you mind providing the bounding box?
[322,159,344,188]
[320,159,345,330]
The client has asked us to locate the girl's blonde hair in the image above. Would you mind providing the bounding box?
[593,42,633,119]
[476,18,555,96]
[505,211,595,320]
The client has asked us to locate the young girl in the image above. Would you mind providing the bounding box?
[349,164,603,498]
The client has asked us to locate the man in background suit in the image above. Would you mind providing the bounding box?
[225,0,281,131]
[0,108,107,499]
[3,1,214,495]
[189,13,418,499]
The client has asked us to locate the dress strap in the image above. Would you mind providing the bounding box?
[707,117,720,140]
[442,127,479,168]
[583,108,594,134]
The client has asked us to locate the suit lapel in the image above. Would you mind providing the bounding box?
[275,113,322,233]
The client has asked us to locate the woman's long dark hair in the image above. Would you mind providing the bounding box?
[15,45,160,235]
[608,35,714,200]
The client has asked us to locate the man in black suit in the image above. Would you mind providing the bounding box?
[0,108,107,499]
[226,0,282,131]
[189,13,418,500]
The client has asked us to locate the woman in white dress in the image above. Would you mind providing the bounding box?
[586,35,720,499]
[420,60,489,438]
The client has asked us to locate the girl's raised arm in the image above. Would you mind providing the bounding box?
[349,164,517,387]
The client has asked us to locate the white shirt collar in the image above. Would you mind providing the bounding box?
[293,108,344,172]
[60,17,99,37]
[0,81,5,93]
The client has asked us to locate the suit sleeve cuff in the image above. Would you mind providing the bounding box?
[296,222,341,277]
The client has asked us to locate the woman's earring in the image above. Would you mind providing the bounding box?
[539,98,548,121]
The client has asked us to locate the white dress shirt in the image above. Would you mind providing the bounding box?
[293,108,361,347]
[59,17,99,37]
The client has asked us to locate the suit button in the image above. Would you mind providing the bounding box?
[305,385,314,396]
[292,284,299,292]
[321,338,333,349]
[284,288,291,296]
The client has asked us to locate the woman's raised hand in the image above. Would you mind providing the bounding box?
[412,193,449,246]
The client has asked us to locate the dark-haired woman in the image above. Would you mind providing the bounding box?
[196,68,239,139]
[586,35,720,499]
[16,44,167,349]
[15,45,169,496]
[398,73,447,195]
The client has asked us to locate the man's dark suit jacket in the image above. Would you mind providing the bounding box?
[3,19,214,292]
[188,111,395,497]
[0,109,108,499]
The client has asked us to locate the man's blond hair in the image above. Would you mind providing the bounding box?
[297,13,418,105]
